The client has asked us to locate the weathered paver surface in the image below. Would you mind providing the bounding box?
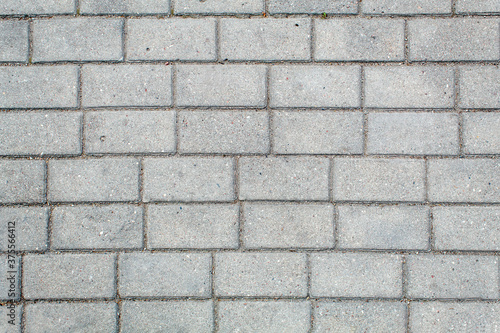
[0,0,499,331]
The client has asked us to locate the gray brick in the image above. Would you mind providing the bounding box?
[428,159,500,203]
[406,255,499,299]
[459,66,500,109]
[121,300,213,333]
[313,301,406,333]
[218,301,310,333]
[463,112,500,154]
[408,19,499,61]
[365,66,454,108]
[367,112,459,155]
[23,253,116,299]
[0,254,20,300]
[143,157,234,202]
[178,110,269,154]
[0,0,74,15]
[361,0,451,14]
[314,18,405,61]
[176,65,266,107]
[118,252,211,297]
[48,158,139,202]
[85,110,176,154]
[147,204,239,249]
[270,65,361,108]
[0,304,21,333]
[243,203,334,248]
[0,111,81,156]
[0,160,45,204]
[310,253,402,297]
[127,18,216,61]
[457,0,500,13]
[51,205,143,249]
[174,0,263,14]
[0,207,48,251]
[81,0,170,14]
[433,206,500,251]
[410,302,500,332]
[268,0,357,14]
[332,158,426,202]
[239,157,330,201]
[0,66,78,108]
[337,205,429,250]
[214,252,307,297]
[82,65,172,107]
[32,18,123,62]
[220,18,311,61]
[272,111,363,154]
[25,302,116,333]
[0,21,28,62]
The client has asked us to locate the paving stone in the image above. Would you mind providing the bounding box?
[332,158,426,202]
[456,0,500,13]
[218,301,310,333]
[143,157,234,202]
[121,300,213,332]
[23,253,116,299]
[0,160,45,204]
[361,0,451,14]
[406,255,499,299]
[118,252,211,297]
[80,0,170,14]
[0,254,20,300]
[367,112,459,155]
[272,111,363,154]
[0,21,28,62]
[314,18,404,61]
[408,19,499,61]
[214,252,307,297]
[220,18,311,61]
[0,66,78,108]
[268,0,357,14]
[239,156,330,201]
[178,110,269,154]
[147,204,239,249]
[82,64,172,107]
[243,203,334,248]
[459,66,500,109]
[32,18,123,62]
[51,204,143,249]
[463,112,500,154]
[427,159,500,203]
[337,204,429,250]
[174,0,263,14]
[127,18,216,61]
[0,304,21,333]
[175,65,266,107]
[48,158,139,202]
[24,302,117,333]
[85,110,176,154]
[433,206,500,251]
[0,111,81,156]
[365,66,454,108]
[310,253,402,297]
[0,207,48,251]
[313,301,407,333]
[270,65,361,108]
[0,0,74,15]
[410,301,500,332]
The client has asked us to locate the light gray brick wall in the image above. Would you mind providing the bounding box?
[32,18,123,62]
[23,253,116,299]
[0,160,45,204]
[127,19,216,61]
[0,21,28,62]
